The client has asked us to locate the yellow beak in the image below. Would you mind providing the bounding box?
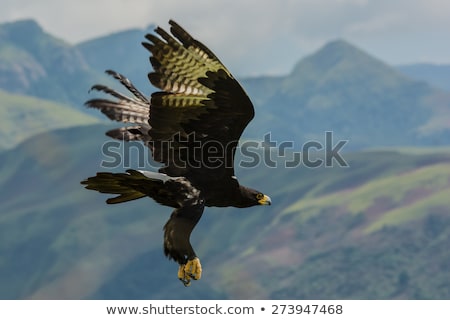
[258,195,272,205]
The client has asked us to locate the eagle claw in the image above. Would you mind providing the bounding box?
[178,257,202,286]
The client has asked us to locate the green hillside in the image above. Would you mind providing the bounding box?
[0,19,107,107]
[1,125,449,299]
[282,161,450,232]
[0,89,99,150]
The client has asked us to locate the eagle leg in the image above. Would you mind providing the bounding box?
[178,257,202,287]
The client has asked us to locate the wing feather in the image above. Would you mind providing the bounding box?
[84,20,255,179]
[86,71,149,125]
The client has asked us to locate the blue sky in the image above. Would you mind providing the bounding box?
[1,0,449,76]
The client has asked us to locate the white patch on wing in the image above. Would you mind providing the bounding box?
[138,170,175,183]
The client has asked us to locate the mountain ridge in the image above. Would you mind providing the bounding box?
[0,89,100,149]
[1,19,450,151]
[76,25,155,92]
[0,19,106,107]
[1,124,449,299]
[242,39,450,148]
[1,18,449,300]
[397,63,450,92]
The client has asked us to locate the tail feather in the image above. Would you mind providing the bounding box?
[81,171,147,204]
[80,169,179,207]
[106,192,146,204]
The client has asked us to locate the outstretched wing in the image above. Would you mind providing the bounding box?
[86,20,255,180]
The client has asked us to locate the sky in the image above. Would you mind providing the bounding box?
[1,0,449,76]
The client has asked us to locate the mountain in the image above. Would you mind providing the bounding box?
[74,27,450,149]
[397,63,450,92]
[1,20,450,151]
[1,124,449,299]
[0,89,99,150]
[76,26,155,93]
[0,19,106,107]
[2,19,450,300]
[241,40,450,149]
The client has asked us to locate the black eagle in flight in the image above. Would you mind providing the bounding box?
[81,20,271,286]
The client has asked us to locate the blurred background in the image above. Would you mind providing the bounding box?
[0,0,450,299]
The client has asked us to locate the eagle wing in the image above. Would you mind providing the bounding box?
[86,20,255,180]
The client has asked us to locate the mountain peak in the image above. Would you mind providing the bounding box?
[283,38,415,100]
[0,19,43,40]
[290,39,379,77]
[320,38,358,51]
[0,18,68,53]
[318,38,357,53]
[0,18,93,106]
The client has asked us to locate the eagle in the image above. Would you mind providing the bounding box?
[81,20,271,286]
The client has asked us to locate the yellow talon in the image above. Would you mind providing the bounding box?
[178,264,191,287]
[186,257,202,280]
[178,257,202,286]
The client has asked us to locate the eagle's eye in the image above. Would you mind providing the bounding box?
[256,193,264,200]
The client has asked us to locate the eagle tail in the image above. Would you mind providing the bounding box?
[80,170,148,204]
[81,170,181,206]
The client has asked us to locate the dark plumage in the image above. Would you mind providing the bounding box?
[81,20,271,286]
